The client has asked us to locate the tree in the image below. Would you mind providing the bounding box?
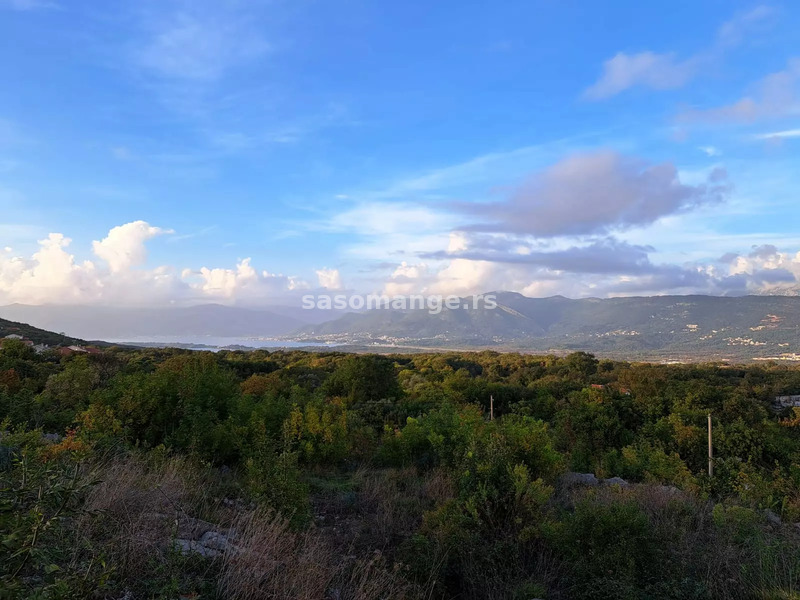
[323,355,402,404]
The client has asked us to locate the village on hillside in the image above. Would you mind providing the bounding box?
[1,333,101,356]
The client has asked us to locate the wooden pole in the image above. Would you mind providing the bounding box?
[707,412,713,478]
[490,395,494,421]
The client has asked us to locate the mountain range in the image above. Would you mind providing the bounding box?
[2,293,799,361]
[0,304,309,341]
[292,292,800,361]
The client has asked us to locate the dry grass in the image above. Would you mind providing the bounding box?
[73,453,232,585]
[219,507,417,600]
[219,508,335,600]
[69,455,423,599]
[76,455,196,578]
[84,454,194,516]
[336,552,412,600]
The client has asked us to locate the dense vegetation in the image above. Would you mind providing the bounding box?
[0,318,85,347]
[1,339,799,599]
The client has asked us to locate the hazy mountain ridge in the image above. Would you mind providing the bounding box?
[4,294,800,360]
[294,293,800,359]
[0,304,307,341]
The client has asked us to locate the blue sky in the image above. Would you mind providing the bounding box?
[1,0,800,306]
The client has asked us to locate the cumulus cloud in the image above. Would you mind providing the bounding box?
[384,262,429,296]
[458,151,729,237]
[428,259,500,297]
[404,229,800,299]
[92,221,171,273]
[0,222,308,306]
[316,268,343,290]
[0,234,100,304]
[186,258,305,301]
[722,244,800,293]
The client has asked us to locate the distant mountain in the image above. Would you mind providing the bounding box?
[0,317,86,347]
[0,304,307,341]
[293,293,800,360]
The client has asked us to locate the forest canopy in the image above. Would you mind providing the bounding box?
[1,343,799,599]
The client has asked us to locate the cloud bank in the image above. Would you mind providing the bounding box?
[0,221,309,306]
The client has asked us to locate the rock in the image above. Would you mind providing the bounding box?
[764,509,782,527]
[603,476,630,487]
[174,538,222,559]
[560,472,600,487]
[176,516,216,540]
[199,530,230,552]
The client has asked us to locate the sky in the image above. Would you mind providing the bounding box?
[1,0,800,307]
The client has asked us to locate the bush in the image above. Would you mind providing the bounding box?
[547,497,658,599]
[0,452,111,598]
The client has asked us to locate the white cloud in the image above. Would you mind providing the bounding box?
[679,58,800,123]
[585,6,775,100]
[136,4,269,81]
[754,128,800,140]
[429,259,500,297]
[0,222,306,306]
[316,268,343,290]
[0,234,100,304]
[716,5,776,47]
[699,146,721,156]
[328,203,453,237]
[92,221,171,273]
[4,221,800,307]
[584,52,696,100]
[723,245,800,293]
[446,232,468,253]
[384,262,428,296]
[189,258,304,300]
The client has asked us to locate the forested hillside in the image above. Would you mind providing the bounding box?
[0,317,85,347]
[296,293,800,361]
[1,340,799,598]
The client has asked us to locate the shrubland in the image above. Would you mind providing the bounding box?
[1,340,799,599]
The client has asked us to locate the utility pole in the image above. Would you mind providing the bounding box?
[489,395,494,421]
[707,412,713,478]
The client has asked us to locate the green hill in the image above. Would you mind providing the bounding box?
[0,317,86,347]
